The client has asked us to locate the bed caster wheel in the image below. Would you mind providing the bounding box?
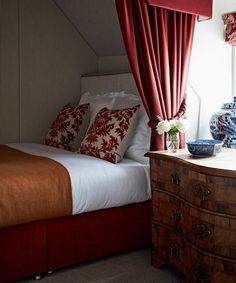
[48,270,53,274]
[35,275,41,280]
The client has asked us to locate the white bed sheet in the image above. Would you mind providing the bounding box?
[8,143,151,215]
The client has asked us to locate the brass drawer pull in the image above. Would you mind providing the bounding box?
[194,264,209,279]
[170,244,180,258]
[195,184,210,201]
[172,208,181,223]
[171,174,180,186]
[195,223,211,239]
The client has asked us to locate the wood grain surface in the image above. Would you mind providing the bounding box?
[148,149,236,283]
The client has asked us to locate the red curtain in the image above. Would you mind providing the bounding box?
[116,0,196,150]
[148,0,212,19]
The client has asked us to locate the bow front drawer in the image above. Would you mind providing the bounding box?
[151,158,236,215]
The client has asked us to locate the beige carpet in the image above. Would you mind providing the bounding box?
[18,248,185,283]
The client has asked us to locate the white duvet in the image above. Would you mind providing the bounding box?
[8,143,151,215]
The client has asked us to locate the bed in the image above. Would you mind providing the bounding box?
[0,73,152,282]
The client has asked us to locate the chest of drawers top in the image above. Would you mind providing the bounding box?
[146,148,236,178]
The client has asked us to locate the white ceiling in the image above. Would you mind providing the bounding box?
[54,0,126,56]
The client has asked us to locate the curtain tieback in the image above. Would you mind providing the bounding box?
[148,96,187,129]
[174,96,187,119]
[148,120,158,129]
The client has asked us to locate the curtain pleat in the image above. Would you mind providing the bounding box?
[116,0,196,150]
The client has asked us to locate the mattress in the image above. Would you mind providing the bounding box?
[8,143,151,215]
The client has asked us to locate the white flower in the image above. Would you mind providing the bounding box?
[156,117,189,135]
[175,118,189,133]
[156,120,170,134]
[169,119,178,129]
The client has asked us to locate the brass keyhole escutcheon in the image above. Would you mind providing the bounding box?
[195,184,210,201]
[171,174,180,186]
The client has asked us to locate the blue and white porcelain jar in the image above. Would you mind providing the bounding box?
[210,96,236,148]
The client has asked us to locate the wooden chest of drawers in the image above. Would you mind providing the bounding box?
[146,148,236,283]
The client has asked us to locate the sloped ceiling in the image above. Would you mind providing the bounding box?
[54,0,126,56]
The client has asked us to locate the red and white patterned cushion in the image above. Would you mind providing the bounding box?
[44,103,89,150]
[79,105,140,163]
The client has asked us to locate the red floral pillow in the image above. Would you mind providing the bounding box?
[44,103,89,150]
[79,105,140,163]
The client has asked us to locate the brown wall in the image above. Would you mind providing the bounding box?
[0,0,98,143]
[0,0,19,143]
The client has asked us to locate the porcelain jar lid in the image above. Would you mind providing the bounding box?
[222,96,236,109]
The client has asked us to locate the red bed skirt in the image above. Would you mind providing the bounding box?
[0,201,151,282]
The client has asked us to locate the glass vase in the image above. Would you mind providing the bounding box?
[166,132,179,153]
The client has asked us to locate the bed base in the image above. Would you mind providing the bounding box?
[0,201,151,282]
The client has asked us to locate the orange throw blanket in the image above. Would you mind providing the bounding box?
[0,145,72,228]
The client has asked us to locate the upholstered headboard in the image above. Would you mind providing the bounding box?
[81,72,200,140]
[81,73,138,96]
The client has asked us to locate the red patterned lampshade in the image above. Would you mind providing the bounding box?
[222,12,236,46]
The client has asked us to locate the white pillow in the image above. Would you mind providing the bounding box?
[79,91,124,127]
[113,93,151,164]
[79,91,151,164]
